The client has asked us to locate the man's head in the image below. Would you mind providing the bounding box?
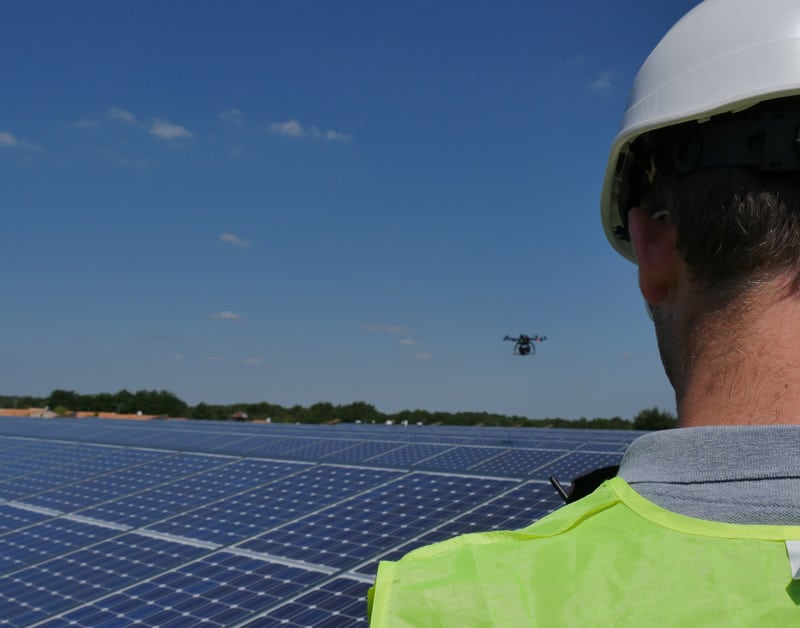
[601,0,800,263]
[601,0,800,420]
[624,105,800,292]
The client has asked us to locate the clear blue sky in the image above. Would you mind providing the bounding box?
[1,1,700,420]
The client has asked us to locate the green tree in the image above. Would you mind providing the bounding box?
[633,407,677,431]
[112,389,135,414]
[0,395,45,408]
[395,409,431,425]
[309,402,336,423]
[47,389,80,412]
[338,401,381,423]
[192,402,213,419]
[286,404,309,423]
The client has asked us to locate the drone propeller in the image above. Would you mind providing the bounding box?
[503,333,547,345]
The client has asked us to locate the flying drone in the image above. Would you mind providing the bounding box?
[503,334,547,356]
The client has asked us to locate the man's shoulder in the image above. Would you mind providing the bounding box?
[391,479,622,564]
[370,478,800,626]
[369,481,631,625]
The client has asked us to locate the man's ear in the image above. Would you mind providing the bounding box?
[628,207,678,305]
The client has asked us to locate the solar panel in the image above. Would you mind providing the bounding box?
[0,517,120,575]
[246,577,370,627]
[0,504,50,535]
[0,416,640,626]
[319,441,402,464]
[41,552,329,626]
[239,473,516,571]
[469,447,566,477]
[81,459,298,525]
[413,445,506,471]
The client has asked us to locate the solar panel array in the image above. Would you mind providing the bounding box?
[0,417,641,626]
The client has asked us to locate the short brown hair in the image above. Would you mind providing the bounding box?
[629,99,800,291]
[644,166,800,289]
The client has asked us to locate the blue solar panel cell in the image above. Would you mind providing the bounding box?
[22,453,230,513]
[469,448,566,477]
[413,445,506,471]
[0,444,106,482]
[246,577,369,627]
[0,504,50,534]
[363,443,454,466]
[147,465,402,544]
[0,448,169,501]
[239,473,515,569]
[238,436,309,457]
[320,441,402,464]
[56,551,329,626]
[0,518,120,575]
[78,458,308,527]
[279,438,363,460]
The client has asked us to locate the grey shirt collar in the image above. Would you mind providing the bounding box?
[618,425,800,524]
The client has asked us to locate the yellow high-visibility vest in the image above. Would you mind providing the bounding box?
[369,477,800,626]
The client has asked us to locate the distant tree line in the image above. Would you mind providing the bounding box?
[0,390,189,419]
[0,391,676,431]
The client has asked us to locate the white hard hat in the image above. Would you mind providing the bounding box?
[600,0,800,263]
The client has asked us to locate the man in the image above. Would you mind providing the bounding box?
[369,0,800,624]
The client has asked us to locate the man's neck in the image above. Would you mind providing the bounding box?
[678,280,800,427]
